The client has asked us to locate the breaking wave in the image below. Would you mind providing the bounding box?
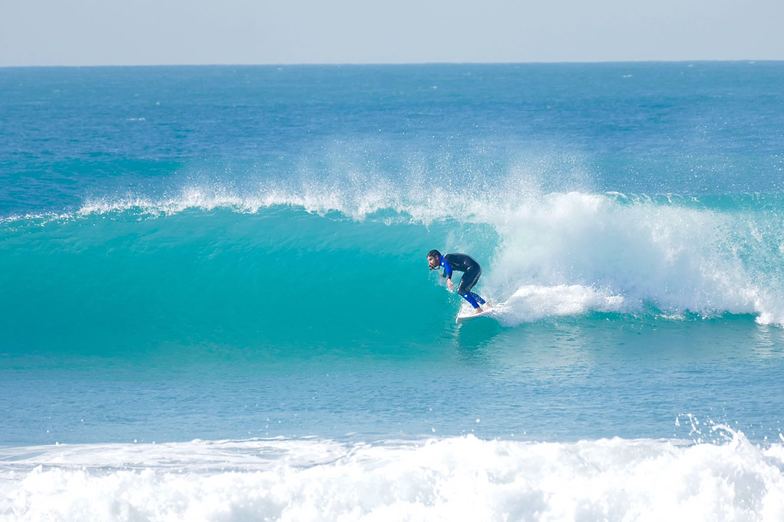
[2,179,784,337]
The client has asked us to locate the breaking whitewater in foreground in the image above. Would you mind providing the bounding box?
[3,429,784,521]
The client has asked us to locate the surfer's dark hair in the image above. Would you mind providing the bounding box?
[427,249,441,259]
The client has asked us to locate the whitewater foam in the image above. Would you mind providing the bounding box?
[2,432,784,521]
[493,284,626,324]
[481,191,784,326]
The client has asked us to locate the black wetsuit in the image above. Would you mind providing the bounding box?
[441,253,486,308]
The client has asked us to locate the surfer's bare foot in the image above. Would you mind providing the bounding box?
[474,307,483,314]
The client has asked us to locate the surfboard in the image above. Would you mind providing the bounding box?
[456,305,495,324]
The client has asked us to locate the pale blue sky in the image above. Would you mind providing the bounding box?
[1,0,782,66]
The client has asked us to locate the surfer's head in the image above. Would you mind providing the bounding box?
[427,249,442,270]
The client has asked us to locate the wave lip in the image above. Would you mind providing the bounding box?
[2,431,784,521]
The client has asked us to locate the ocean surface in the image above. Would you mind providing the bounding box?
[2,63,784,520]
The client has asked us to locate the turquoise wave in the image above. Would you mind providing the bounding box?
[0,207,498,355]
[2,189,784,357]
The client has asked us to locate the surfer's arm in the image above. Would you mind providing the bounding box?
[442,260,454,291]
[441,259,453,279]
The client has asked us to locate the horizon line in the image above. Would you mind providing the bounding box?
[1,58,782,70]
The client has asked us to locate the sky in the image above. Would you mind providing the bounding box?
[1,0,783,66]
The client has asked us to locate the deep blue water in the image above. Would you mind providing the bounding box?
[2,62,784,448]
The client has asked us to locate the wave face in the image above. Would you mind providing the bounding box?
[2,180,784,358]
[3,431,784,521]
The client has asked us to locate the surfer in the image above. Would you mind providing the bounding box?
[427,250,486,313]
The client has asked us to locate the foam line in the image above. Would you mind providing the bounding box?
[2,431,784,521]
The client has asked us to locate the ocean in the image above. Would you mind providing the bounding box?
[2,62,784,520]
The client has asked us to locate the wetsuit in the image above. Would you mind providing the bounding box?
[440,253,486,309]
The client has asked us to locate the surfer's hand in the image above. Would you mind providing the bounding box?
[446,279,454,291]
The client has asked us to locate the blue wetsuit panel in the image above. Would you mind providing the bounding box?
[441,259,453,279]
[462,292,480,308]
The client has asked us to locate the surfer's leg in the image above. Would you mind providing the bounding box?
[458,266,483,309]
[470,292,486,305]
[458,267,480,294]
[458,267,483,310]
[459,290,481,309]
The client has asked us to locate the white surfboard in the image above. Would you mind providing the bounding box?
[456,305,495,324]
